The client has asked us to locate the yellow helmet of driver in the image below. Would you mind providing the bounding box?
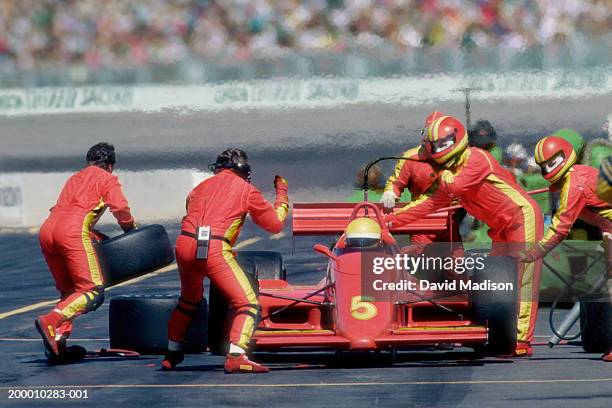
[345,217,382,247]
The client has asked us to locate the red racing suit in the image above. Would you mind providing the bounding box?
[538,165,612,252]
[168,170,289,350]
[39,165,134,336]
[387,147,544,344]
[384,146,461,245]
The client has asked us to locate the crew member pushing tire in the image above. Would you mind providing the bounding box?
[36,143,136,361]
[162,148,289,373]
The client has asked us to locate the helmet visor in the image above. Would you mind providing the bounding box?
[541,152,565,175]
[429,134,456,154]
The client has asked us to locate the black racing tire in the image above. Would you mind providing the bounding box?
[580,300,612,353]
[235,251,285,280]
[470,256,518,355]
[207,256,260,356]
[95,225,175,287]
[109,294,207,355]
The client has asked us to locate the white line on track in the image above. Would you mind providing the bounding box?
[1,378,611,390]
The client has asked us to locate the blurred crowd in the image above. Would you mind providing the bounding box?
[0,0,609,70]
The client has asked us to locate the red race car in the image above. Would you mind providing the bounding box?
[208,198,519,359]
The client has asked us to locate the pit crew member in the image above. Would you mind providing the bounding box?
[381,111,461,246]
[521,137,612,362]
[385,115,544,356]
[36,143,135,359]
[162,148,289,373]
[597,156,612,204]
[518,136,612,262]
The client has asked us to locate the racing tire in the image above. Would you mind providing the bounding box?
[470,256,518,356]
[95,225,175,287]
[208,256,260,356]
[580,300,612,353]
[235,251,285,280]
[109,294,207,355]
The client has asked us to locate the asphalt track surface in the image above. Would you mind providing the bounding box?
[1,224,611,408]
[2,102,612,407]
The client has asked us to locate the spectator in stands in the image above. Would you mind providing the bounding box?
[0,0,608,70]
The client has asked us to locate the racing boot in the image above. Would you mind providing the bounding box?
[224,354,269,374]
[46,344,87,365]
[35,313,62,357]
[513,342,533,357]
[496,342,533,358]
[161,350,184,371]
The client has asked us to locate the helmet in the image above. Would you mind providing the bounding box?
[534,136,577,183]
[423,115,468,165]
[208,148,251,181]
[421,111,444,136]
[468,119,497,149]
[345,217,382,247]
[86,142,116,168]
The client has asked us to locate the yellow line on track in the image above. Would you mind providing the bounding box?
[1,378,611,390]
[271,232,286,240]
[0,300,58,320]
[0,236,261,320]
[234,237,261,249]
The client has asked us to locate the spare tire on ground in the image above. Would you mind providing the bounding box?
[235,251,285,280]
[469,255,518,356]
[580,299,612,353]
[95,225,174,287]
[109,294,207,355]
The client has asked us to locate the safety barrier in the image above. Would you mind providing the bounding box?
[0,67,609,116]
[0,170,210,228]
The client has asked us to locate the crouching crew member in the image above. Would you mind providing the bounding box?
[385,115,544,357]
[597,156,612,205]
[520,136,612,262]
[162,148,289,373]
[36,143,135,360]
[523,137,612,362]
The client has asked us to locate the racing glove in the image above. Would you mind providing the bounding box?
[380,191,398,209]
[510,243,546,263]
[274,175,289,206]
[90,229,109,243]
[119,221,136,233]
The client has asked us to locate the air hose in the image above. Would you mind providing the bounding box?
[545,254,607,345]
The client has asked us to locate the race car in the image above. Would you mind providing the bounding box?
[208,195,519,358]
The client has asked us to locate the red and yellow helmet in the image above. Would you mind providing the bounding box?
[534,136,577,183]
[421,111,444,136]
[425,111,444,127]
[423,115,468,164]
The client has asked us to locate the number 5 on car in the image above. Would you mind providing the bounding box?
[350,296,378,320]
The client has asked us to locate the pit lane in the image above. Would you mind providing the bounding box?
[2,102,612,406]
[1,225,610,408]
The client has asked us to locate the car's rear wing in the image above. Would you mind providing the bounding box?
[292,202,453,236]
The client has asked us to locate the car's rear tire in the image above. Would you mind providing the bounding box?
[207,253,263,355]
[470,256,518,355]
[235,251,285,280]
[580,300,612,353]
[109,294,207,355]
[95,225,175,287]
